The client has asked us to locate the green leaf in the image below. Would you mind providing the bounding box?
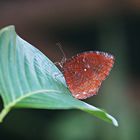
[0,25,118,126]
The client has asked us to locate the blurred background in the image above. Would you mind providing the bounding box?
[0,0,140,140]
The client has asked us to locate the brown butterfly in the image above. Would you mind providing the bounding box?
[55,44,114,99]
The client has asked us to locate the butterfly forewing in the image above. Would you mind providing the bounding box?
[63,51,114,99]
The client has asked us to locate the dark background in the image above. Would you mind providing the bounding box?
[0,0,140,140]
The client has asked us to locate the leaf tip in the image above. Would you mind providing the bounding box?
[106,114,118,127]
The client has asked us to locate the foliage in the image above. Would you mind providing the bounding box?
[0,26,118,126]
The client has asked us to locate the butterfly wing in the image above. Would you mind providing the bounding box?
[63,51,114,99]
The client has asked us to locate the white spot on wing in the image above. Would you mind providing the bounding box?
[96,51,100,55]
[75,94,80,97]
[84,68,87,71]
[83,92,87,95]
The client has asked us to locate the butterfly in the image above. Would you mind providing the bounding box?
[62,51,114,99]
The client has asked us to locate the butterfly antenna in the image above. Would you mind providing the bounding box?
[56,42,67,64]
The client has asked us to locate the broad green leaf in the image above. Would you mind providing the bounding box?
[0,25,118,126]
